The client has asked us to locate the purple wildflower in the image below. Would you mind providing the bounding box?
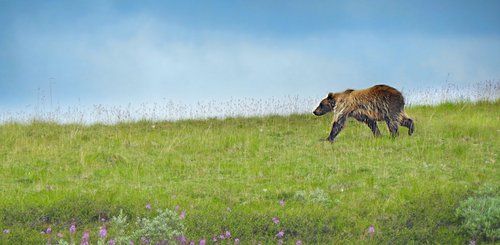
[176,235,187,244]
[81,230,90,245]
[57,233,64,238]
[46,227,52,234]
[189,242,195,245]
[276,230,285,238]
[180,211,185,220]
[295,240,302,245]
[234,238,240,244]
[141,237,150,244]
[99,226,107,239]
[278,239,283,244]
[199,239,206,245]
[82,230,89,240]
[225,230,231,238]
[129,240,135,245]
[3,229,10,234]
[108,240,116,245]
[219,234,225,240]
[145,203,151,210]
[279,199,285,207]
[175,205,180,211]
[368,225,375,235]
[69,223,76,234]
[272,217,280,225]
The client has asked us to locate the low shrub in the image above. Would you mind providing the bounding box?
[456,185,500,242]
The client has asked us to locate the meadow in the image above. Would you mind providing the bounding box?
[0,100,499,244]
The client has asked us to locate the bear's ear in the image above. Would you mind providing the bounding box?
[327,92,335,99]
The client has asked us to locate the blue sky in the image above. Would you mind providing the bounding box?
[1,0,500,113]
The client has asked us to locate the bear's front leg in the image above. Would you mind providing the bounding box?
[328,115,347,142]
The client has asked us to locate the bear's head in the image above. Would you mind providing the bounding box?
[313,93,336,116]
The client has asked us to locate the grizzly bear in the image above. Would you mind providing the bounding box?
[313,84,414,142]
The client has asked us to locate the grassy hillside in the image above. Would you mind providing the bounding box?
[0,101,499,244]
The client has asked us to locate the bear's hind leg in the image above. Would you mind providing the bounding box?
[400,117,414,135]
[385,117,399,137]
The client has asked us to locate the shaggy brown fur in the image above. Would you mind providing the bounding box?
[313,84,414,142]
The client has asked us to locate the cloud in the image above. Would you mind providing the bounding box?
[4,12,500,110]
[10,16,344,104]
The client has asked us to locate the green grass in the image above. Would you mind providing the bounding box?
[0,101,499,244]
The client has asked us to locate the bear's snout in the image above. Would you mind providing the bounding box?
[313,109,323,116]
